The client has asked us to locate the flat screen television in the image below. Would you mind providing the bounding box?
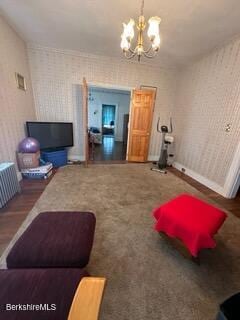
[26,121,73,150]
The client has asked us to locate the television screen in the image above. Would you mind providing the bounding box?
[26,121,73,150]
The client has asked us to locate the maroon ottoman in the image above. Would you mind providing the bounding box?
[7,211,96,268]
[0,268,88,320]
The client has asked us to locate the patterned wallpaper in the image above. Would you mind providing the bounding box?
[174,36,240,187]
[1,10,239,194]
[27,40,240,191]
[0,16,36,172]
[27,46,178,159]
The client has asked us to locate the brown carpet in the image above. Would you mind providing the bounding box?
[1,164,240,319]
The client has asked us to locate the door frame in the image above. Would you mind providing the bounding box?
[88,82,133,160]
[82,77,89,167]
[88,82,133,93]
[223,140,240,198]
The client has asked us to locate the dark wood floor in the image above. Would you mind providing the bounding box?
[0,165,239,256]
[0,172,55,255]
[169,167,240,217]
[90,135,127,161]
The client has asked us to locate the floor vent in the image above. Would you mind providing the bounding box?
[0,163,21,209]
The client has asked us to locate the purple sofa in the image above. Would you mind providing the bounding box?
[0,211,103,320]
[7,211,96,268]
[0,268,88,320]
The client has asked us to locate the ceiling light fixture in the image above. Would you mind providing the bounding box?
[120,0,161,62]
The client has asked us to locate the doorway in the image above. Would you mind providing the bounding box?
[102,104,116,136]
[88,86,131,161]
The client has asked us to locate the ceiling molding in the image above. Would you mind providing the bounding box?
[27,43,178,70]
[182,33,240,70]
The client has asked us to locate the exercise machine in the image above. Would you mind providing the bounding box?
[151,117,174,174]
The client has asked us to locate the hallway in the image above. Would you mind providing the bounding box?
[90,136,127,161]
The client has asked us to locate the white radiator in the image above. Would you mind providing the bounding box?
[0,162,21,208]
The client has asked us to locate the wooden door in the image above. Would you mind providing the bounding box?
[82,77,89,167]
[127,90,155,162]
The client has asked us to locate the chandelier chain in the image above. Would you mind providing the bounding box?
[140,0,144,16]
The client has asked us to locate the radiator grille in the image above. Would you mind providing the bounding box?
[0,163,21,209]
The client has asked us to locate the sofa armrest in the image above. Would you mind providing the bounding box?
[68,277,106,320]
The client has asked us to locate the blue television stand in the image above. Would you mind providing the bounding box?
[41,148,68,168]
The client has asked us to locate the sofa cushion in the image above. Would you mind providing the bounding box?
[0,268,88,320]
[7,211,96,268]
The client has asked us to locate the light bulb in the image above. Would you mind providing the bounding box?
[122,19,135,41]
[148,16,161,40]
[152,35,161,51]
[120,34,130,51]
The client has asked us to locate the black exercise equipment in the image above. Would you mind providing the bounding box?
[151,117,174,174]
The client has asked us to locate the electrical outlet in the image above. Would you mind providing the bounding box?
[181,168,186,173]
[225,123,231,132]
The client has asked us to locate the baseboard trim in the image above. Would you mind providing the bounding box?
[148,155,159,161]
[71,154,160,163]
[68,155,85,161]
[173,162,226,197]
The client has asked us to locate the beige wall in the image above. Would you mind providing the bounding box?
[27,45,178,160]
[0,15,36,173]
[26,39,240,197]
[174,36,240,194]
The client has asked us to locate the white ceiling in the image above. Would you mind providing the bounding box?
[1,0,240,67]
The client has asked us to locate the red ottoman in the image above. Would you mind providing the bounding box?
[153,194,227,257]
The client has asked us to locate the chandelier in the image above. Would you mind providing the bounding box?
[120,0,161,61]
